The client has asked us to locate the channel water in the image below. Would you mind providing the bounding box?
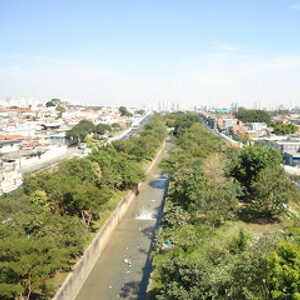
[75,141,171,300]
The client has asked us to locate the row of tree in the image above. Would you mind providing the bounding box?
[151,113,300,299]
[0,114,167,300]
[235,108,272,125]
[66,120,123,142]
[234,108,299,136]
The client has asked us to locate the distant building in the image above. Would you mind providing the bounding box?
[49,133,75,145]
[0,140,22,155]
[249,122,267,131]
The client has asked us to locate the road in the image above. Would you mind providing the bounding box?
[75,140,172,300]
[120,113,153,141]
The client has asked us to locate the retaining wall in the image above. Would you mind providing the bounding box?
[52,141,166,300]
[20,146,68,169]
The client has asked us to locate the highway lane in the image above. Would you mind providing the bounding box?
[120,113,152,141]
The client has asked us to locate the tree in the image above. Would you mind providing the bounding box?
[201,153,240,243]
[96,123,111,135]
[235,132,250,144]
[157,257,214,300]
[119,106,132,117]
[235,108,271,125]
[76,120,95,134]
[268,241,300,299]
[135,109,145,115]
[84,135,93,147]
[230,234,280,299]
[273,122,298,135]
[250,166,298,218]
[58,158,100,186]
[66,120,96,142]
[45,100,55,107]
[61,178,110,226]
[232,145,283,192]
[56,105,66,113]
[0,212,87,300]
[111,122,122,131]
[173,113,202,136]
[30,190,49,211]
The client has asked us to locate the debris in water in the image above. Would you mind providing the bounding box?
[135,207,155,220]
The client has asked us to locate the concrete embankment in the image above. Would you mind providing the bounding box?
[52,141,166,300]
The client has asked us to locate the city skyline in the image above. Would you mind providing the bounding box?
[1,0,300,106]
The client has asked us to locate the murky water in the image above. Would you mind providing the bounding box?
[75,141,172,300]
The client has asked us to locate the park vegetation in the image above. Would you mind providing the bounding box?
[150,113,300,300]
[273,122,298,135]
[235,108,271,125]
[0,114,167,300]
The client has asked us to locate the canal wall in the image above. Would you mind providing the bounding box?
[52,141,166,300]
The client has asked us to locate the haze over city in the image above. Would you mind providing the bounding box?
[1,0,300,107]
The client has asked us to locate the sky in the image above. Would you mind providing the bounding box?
[0,0,300,107]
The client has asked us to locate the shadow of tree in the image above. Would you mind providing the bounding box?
[119,281,140,299]
[148,179,165,189]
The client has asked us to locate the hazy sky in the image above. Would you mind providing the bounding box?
[1,0,300,107]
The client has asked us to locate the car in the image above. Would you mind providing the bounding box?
[78,144,87,150]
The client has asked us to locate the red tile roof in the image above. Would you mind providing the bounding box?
[8,135,25,140]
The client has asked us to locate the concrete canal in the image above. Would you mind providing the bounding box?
[75,141,172,300]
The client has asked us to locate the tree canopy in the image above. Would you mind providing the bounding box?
[0,114,167,299]
[150,113,300,300]
[66,120,96,142]
[119,106,132,117]
[273,122,298,135]
[96,123,111,135]
[235,108,271,125]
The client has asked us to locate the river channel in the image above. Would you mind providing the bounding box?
[75,140,172,300]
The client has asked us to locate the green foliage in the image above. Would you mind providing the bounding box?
[251,166,298,218]
[232,145,283,192]
[55,105,66,112]
[96,123,111,135]
[151,113,299,300]
[66,120,96,141]
[235,132,250,144]
[111,122,122,131]
[228,229,251,255]
[0,213,87,300]
[145,119,167,141]
[60,158,102,185]
[135,109,145,115]
[268,241,300,299]
[163,204,191,230]
[229,234,280,299]
[119,106,132,117]
[0,114,166,299]
[235,108,271,125]
[273,122,298,135]
[45,100,55,107]
[156,257,213,300]
[173,113,202,136]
